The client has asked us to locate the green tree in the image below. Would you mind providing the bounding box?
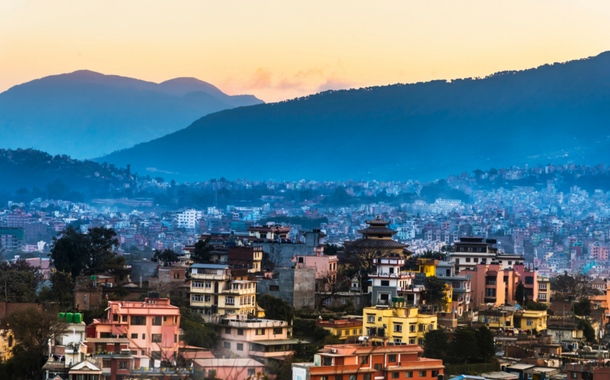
[192,238,212,264]
[86,227,120,274]
[573,298,591,316]
[152,249,179,263]
[450,326,479,364]
[423,329,448,359]
[0,262,38,303]
[50,225,88,277]
[50,270,75,309]
[525,300,548,311]
[423,276,448,312]
[578,318,596,343]
[475,325,496,362]
[257,294,294,324]
[0,306,67,380]
[515,282,527,306]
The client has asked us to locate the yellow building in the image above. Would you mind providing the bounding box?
[314,319,363,341]
[188,263,257,322]
[363,303,437,345]
[412,258,438,277]
[537,276,550,305]
[478,309,514,329]
[515,309,547,331]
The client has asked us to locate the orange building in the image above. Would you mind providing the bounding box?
[292,343,444,380]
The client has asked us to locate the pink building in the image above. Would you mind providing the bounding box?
[590,245,609,261]
[294,253,338,282]
[461,263,538,309]
[86,298,181,370]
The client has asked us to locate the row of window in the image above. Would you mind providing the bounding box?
[318,370,439,380]
[129,316,177,325]
[224,327,283,335]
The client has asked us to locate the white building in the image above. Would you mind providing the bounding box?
[176,209,202,229]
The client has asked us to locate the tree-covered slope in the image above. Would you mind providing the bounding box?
[100,52,610,182]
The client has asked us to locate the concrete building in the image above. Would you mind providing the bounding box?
[315,318,363,341]
[253,228,326,268]
[217,317,301,366]
[257,267,316,309]
[369,257,421,307]
[292,342,444,380]
[0,227,25,251]
[193,358,265,380]
[176,209,201,230]
[435,260,471,316]
[86,297,181,368]
[188,263,257,321]
[363,302,437,345]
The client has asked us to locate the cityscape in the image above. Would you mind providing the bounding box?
[3,1,610,380]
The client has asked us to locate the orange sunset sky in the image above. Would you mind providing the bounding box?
[1,0,610,102]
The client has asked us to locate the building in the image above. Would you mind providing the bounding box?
[293,252,338,283]
[257,267,316,309]
[193,358,265,380]
[368,257,422,307]
[176,209,202,230]
[537,277,551,304]
[248,225,291,241]
[450,237,497,272]
[435,260,471,316]
[565,363,610,380]
[0,227,25,251]
[292,342,444,380]
[217,317,301,366]
[461,263,538,309]
[513,309,548,332]
[228,246,263,272]
[86,297,181,368]
[188,263,257,322]
[315,318,363,341]
[253,228,326,268]
[363,302,437,345]
[345,217,412,259]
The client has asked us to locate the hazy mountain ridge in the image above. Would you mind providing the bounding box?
[98,51,610,182]
[0,70,263,159]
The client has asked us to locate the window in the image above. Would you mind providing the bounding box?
[122,315,127,322]
[256,328,265,335]
[466,258,471,262]
[83,294,87,302]
[322,357,333,366]
[350,376,357,380]
[193,281,204,288]
[485,277,496,285]
[392,373,400,379]
[247,368,255,377]
[335,376,343,380]
[224,341,230,349]
[409,339,415,344]
[270,285,280,291]
[119,361,129,370]
[374,363,382,371]
[388,354,397,362]
[431,371,439,378]
[131,333,138,339]
[367,316,375,323]
[151,334,162,343]
[394,324,402,333]
[273,328,283,335]
[142,334,145,339]
[205,295,211,302]
[539,283,548,290]
[406,372,413,378]
[474,258,478,263]
[321,377,328,380]
[420,371,427,377]
[226,297,235,305]
[381,280,390,286]
[410,325,416,332]
[237,343,244,351]
[131,316,146,325]
[571,373,578,379]
[360,356,369,364]
[225,327,231,334]
[192,295,203,302]
[485,288,496,297]
[238,328,244,335]
[539,293,547,300]
[364,375,372,380]
[208,370,217,379]
[152,316,162,326]
[525,276,534,285]
[527,319,533,326]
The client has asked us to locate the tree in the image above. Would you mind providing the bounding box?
[192,238,212,264]
[423,329,448,359]
[450,326,479,364]
[515,282,527,306]
[475,325,495,362]
[50,225,88,278]
[550,272,592,300]
[525,300,548,311]
[0,262,38,303]
[423,276,448,312]
[573,298,591,316]
[578,318,596,343]
[50,270,75,308]
[51,226,120,277]
[257,294,294,324]
[0,306,67,380]
[152,249,179,263]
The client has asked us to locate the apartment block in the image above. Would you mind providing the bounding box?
[363,303,437,345]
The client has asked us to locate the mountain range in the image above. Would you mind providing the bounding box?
[97,51,610,182]
[0,70,263,159]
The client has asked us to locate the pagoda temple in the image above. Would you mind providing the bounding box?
[345,216,412,258]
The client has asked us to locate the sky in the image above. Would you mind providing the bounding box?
[1,1,610,102]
